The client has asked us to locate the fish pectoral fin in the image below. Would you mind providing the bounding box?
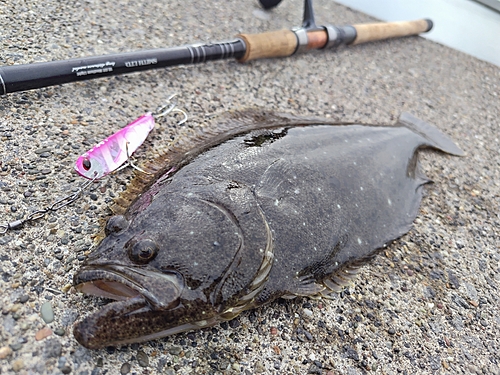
[398,113,465,156]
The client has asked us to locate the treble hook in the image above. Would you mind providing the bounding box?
[155,93,188,126]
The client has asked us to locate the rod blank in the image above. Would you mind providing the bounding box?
[0,40,246,95]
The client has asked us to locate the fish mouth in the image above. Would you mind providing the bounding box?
[74,264,183,309]
[73,264,190,349]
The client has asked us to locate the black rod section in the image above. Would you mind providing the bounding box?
[0,39,246,95]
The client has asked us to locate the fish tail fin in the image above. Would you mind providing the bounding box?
[398,113,465,156]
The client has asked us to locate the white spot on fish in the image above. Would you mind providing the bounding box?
[337,204,341,209]
[190,231,194,235]
[353,161,357,165]
[274,199,279,206]
[357,238,362,245]
[388,198,392,206]
[360,186,364,191]
[303,222,306,226]
[317,187,321,191]
[294,189,300,194]
[193,262,199,266]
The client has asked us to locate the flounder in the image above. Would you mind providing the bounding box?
[73,110,463,349]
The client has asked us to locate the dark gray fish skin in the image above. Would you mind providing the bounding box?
[73,111,463,349]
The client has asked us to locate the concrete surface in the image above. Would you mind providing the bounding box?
[0,0,498,374]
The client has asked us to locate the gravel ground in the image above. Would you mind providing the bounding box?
[0,0,499,374]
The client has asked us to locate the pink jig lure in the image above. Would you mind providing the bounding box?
[75,113,155,179]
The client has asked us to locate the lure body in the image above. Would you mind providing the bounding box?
[75,113,155,179]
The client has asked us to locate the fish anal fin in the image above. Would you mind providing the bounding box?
[292,278,325,297]
[322,265,361,293]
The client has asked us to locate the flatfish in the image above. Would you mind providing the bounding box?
[72,110,463,349]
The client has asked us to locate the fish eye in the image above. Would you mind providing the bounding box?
[105,215,129,236]
[128,239,158,264]
[82,158,91,171]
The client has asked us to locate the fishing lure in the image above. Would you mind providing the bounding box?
[0,98,187,234]
[75,97,187,180]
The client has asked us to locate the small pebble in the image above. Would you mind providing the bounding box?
[10,343,22,351]
[168,345,182,355]
[54,328,66,336]
[137,350,149,367]
[61,366,72,374]
[12,358,24,372]
[0,346,13,359]
[304,330,313,341]
[106,346,116,354]
[35,327,53,341]
[19,295,29,303]
[303,308,313,317]
[35,147,51,154]
[40,301,54,323]
[120,362,131,374]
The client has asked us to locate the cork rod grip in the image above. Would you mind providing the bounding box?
[352,19,432,45]
[237,29,298,62]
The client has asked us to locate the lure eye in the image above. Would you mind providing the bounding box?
[82,158,91,171]
[105,215,129,236]
[128,239,158,264]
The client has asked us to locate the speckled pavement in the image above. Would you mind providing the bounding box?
[0,1,499,374]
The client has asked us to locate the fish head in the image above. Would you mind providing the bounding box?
[75,153,106,179]
[73,185,270,349]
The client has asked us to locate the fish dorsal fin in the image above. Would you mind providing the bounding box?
[111,108,350,215]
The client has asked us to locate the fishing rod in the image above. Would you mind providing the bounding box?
[0,0,432,96]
